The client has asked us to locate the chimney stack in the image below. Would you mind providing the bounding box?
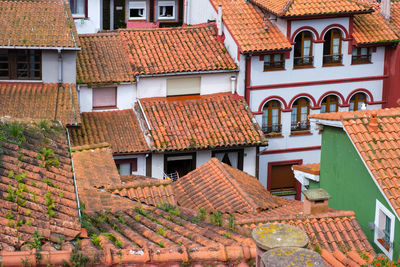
[368,112,379,132]
[303,188,330,215]
[381,0,391,20]
[217,5,223,37]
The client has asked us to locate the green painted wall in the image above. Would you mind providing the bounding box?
[318,126,400,260]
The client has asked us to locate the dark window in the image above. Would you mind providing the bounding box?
[294,31,313,67]
[212,149,244,170]
[291,98,310,131]
[115,158,138,175]
[0,49,41,80]
[262,100,281,134]
[92,87,117,109]
[352,47,372,64]
[264,54,285,71]
[165,153,196,181]
[323,29,342,65]
[349,93,367,111]
[321,95,339,113]
[70,0,86,16]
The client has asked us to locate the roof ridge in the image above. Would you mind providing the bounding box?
[71,142,110,152]
[117,23,216,32]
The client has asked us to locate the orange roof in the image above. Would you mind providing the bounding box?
[106,176,176,207]
[119,24,237,76]
[292,163,320,175]
[210,0,291,53]
[0,0,79,48]
[312,107,400,218]
[139,93,267,151]
[0,82,81,126]
[68,109,150,154]
[174,158,281,213]
[77,33,135,84]
[0,120,81,251]
[238,210,375,255]
[392,1,400,31]
[321,249,372,267]
[249,0,372,17]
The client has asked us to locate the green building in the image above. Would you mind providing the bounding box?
[297,109,400,261]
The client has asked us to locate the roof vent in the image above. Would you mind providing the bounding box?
[368,112,379,132]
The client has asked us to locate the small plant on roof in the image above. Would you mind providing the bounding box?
[63,245,90,267]
[210,211,223,227]
[6,185,15,202]
[90,234,102,249]
[45,191,56,218]
[199,208,206,221]
[8,170,14,178]
[101,232,123,249]
[114,213,126,224]
[227,213,236,232]
[157,241,165,248]
[134,205,147,216]
[27,231,44,250]
[156,227,166,236]
[222,232,231,239]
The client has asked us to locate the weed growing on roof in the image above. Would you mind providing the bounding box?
[114,213,126,224]
[157,202,180,216]
[199,208,206,221]
[222,232,231,239]
[156,227,166,236]
[227,213,236,232]
[25,218,32,226]
[18,153,24,162]
[25,209,31,216]
[27,231,44,250]
[6,210,14,227]
[135,214,140,221]
[90,234,102,249]
[157,241,165,248]
[39,147,59,169]
[134,206,147,216]
[210,211,223,227]
[6,185,15,202]
[58,192,64,198]
[63,246,90,267]
[8,170,14,178]
[45,191,56,218]
[191,215,199,224]
[101,232,122,248]
[43,177,61,189]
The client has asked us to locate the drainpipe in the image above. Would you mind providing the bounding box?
[57,49,63,84]
[184,0,189,25]
[66,127,81,218]
[230,76,237,94]
[137,99,151,131]
[110,0,114,30]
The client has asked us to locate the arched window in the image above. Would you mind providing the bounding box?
[262,100,281,134]
[321,95,339,113]
[323,29,342,65]
[294,31,313,67]
[291,98,310,131]
[349,93,367,111]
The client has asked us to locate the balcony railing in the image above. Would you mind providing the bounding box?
[291,121,310,131]
[163,171,179,182]
[323,54,343,65]
[294,56,314,67]
[262,124,282,134]
[352,55,372,64]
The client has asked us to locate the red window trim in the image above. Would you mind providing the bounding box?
[267,159,302,200]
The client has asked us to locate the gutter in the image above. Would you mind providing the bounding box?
[66,127,81,219]
[137,69,238,78]
[0,46,80,51]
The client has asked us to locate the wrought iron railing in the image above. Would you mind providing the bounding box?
[352,54,372,64]
[323,54,343,65]
[262,124,282,134]
[294,56,314,67]
[291,121,310,131]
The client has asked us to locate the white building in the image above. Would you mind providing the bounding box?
[185,0,399,199]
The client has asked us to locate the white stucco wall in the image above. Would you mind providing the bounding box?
[42,50,77,84]
[243,147,256,176]
[151,153,165,179]
[78,83,136,112]
[196,150,212,167]
[137,73,237,98]
[74,0,102,34]
[113,154,147,176]
[186,0,216,25]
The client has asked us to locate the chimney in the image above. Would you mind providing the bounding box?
[368,112,379,132]
[381,0,391,20]
[230,76,237,94]
[216,5,225,43]
[303,188,330,215]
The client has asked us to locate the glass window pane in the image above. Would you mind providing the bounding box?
[350,102,355,111]
[352,49,357,56]
[262,110,268,128]
[274,54,281,61]
[321,105,326,113]
[119,163,131,175]
[329,104,337,112]
[361,48,368,56]
[264,55,271,63]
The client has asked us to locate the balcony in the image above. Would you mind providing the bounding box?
[294,56,314,68]
[352,54,372,64]
[291,121,310,132]
[262,124,282,134]
[323,54,343,66]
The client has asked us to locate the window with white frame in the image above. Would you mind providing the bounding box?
[158,1,175,19]
[70,0,85,17]
[129,1,147,20]
[374,199,395,259]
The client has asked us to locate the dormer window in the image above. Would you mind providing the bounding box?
[70,0,86,17]
[352,47,372,64]
[323,29,342,65]
[129,1,147,20]
[294,31,314,68]
[158,1,175,20]
[0,49,41,80]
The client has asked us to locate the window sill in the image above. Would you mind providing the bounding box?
[72,15,88,20]
[322,63,344,67]
[290,131,312,136]
[128,18,148,21]
[351,61,372,65]
[265,133,284,138]
[93,106,118,110]
[293,65,314,70]
[263,68,285,72]
[0,79,42,83]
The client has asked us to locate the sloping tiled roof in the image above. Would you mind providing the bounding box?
[0,82,81,126]
[321,249,372,267]
[174,158,281,213]
[0,0,79,48]
[292,163,320,175]
[119,24,237,76]
[392,1,400,31]
[249,0,372,17]
[238,210,375,255]
[312,107,400,219]
[139,93,267,151]
[0,119,81,251]
[106,176,176,207]
[68,109,150,154]
[77,33,135,84]
[353,10,400,44]
[209,0,291,53]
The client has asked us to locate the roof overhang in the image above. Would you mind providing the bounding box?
[0,45,81,51]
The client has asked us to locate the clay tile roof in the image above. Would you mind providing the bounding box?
[0,119,81,250]
[292,163,320,175]
[209,0,291,53]
[392,1,400,31]
[82,205,255,264]
[68,109,150,154]
[0,82,81,126]
[173,158,281,213]
[249,0,372,17]
[238,210,375,255]
[119,24,237,76]
[353,10,400,44]
[77,33,135,84]
[0,0,79,48]
[312,107,400,219]
[321,249,372,267]
[106,176,177,207]
[139,93,267,151]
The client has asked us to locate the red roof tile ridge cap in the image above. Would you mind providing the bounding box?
[79,32,119,37]
[80,109,132,116]
[106,179,171,190]
[118,23,216,32]
[71,142,111,152]
[139,93,232,103]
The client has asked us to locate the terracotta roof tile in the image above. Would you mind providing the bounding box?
[312,107,400,219]
[68,109,150,154]
[249,0,372,17]
[0,0,79,48]
[321,249,371,267]
[392,1,400,32]
[106,176,176,207]
[292,163,320,175]
[174,158,281,213]
[0,82,81,126]
[119,24,237,76]
[210,0,291,53]
[0,119,80,250]
[139,93,267,151]
[77,33,136,84]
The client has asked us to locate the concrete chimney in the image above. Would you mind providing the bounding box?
[230,76,237,94]
[217,5,223,36]
[368,112,379,132]
[381,0,391,20]
[303,188,331,215]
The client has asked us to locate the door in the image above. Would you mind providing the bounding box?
[268,161,302,200]
[114,0,126,29]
